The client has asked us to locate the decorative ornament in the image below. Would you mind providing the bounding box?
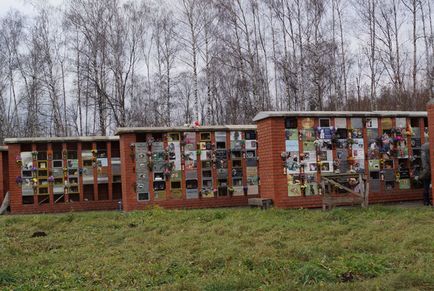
[16,155,22,167]
[16,176,23,185]
[62,149,68,160]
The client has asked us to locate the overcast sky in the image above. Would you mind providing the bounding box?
[0,0,63,17]
[0,0,33,16]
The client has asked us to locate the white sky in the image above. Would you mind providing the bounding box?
[0,0,35,16]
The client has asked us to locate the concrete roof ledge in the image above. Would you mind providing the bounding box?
[115,125,257,135]
[4,136,119,144]
[252,110,427,122]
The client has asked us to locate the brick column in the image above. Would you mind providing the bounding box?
[0,151,4,204]
[120,133,137,211]
[256,117,286,206]
[107,142,113,201]
[7,144,22,213]
[426,100,434,201]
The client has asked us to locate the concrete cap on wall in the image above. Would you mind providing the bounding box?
[4,136,119,144]
[115,125,257,135]
[252,111,427,122]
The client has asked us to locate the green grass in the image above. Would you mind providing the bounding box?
[1,206,434,290]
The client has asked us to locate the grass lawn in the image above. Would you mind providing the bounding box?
[0,206,433,290]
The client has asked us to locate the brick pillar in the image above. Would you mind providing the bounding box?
[7,144,22,213]
[257,117,286,207]
[107,142,113,201]
[426,100,434,201]
[120,133,137,211]
[0,151,4,204]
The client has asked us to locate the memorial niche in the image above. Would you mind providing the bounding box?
[184,132,198,199]
[200,132,214,198]
[20,152,34,203]
[48,144,64,203]
[151,136,167,201]
[96,144,108,184]
[231,131,246,196]
[284,117,320,197]
[285,118,302,197]
[168,133,182,199]
[135,142,149,201]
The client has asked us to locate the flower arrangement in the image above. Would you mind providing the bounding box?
[147,159,154,171]
[31,151,38,160]
[331,132,339,146]
[182,152,191,160]
[348,177,358,186]
[16,176,23,185]
[163,161,175,178]
[48,176,55,184]
[31,177,38,188]
[16,155,22,167]
[146,136,155,146]
[62,149,68,160]
[129,144,136,160]
[405,125,414,137]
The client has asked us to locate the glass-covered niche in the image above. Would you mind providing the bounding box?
[230,131,243,196]
[96,142,108,184]
[184,132,198,199]
[168,133,182,199]
[151,133,166,201]
[200,132,214,198]
[136,142,149,201]
[245,130,258,195]
[284,117,303,197]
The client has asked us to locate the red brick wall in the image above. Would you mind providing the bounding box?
[257,118,286,206]
[0,151,8,205]
[427,102,434,203]
[119,131,259,211]
[7,142,119,214]
[257,115,425,208]
[120,133,137,211]
[8,144,22,213]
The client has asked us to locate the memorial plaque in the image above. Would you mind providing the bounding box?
[384,169,395,182]
[185,170,197,179]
